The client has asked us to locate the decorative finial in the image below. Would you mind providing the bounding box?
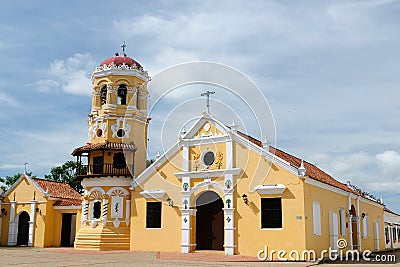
[24,163,28,175]
[298,160,306,177]
[156,151,161,159]
[229,120,238,133]
[262,136,270,150]
[200,90,215,113]
[180,127,187,136]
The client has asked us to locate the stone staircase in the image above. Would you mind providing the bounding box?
[74,225,130,250]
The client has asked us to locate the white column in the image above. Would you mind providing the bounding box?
[181,208,195,253]
[356,197,362,251]
[223,207,235,255]
[348,194,353,250]
[225,139,233,169]
[224,171,235,255]
[102,198,108,226]
[125,199,131,226]
[82,199,88,225]
[8,202,17,246]
[181,143,192,253]
[28,201,37,246]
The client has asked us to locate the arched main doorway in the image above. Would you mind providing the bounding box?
[196,191,224,250]
[17,211,30,246]
[350,205,359,250]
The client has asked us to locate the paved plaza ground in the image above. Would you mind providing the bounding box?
[0,247,398,267]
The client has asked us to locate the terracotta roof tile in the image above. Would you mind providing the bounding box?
[32,178,81,201]
[53,199,81,206]
[235,131,374,200]
[384,207,400,216]
[72,142,137,155]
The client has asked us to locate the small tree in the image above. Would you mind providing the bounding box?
[45,161,82,193]
[0,172,32,192]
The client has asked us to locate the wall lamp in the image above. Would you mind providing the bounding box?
[362,213,366,219]
[166,197,174,207]
[1,208,7,216]
[242,194,248,205]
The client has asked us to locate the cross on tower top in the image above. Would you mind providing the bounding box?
[121,41,127,54]
[200,90,215,113]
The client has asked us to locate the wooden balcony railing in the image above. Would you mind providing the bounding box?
[76,164,133,177]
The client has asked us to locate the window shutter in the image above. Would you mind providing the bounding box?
[339,208,346,236]
[313,201,321,235]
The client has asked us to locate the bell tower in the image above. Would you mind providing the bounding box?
[73,46,150,250]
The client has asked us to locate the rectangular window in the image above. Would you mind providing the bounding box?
[146,202,161,228]
[261,198,282,229]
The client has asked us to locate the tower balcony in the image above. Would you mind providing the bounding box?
[72,142,136,179]
[76,163,133,178]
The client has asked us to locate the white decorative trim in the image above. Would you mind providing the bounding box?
[140,190,166,199]
[53,205,82,210]
[254,184,286,195]
[305,178,384,208]
[190,181,225,196]
[106,187,129,196]
[182,114,230,139]
[231,133,299,176]
[113,219,121,228]
[174,168,241,179]
[2,174,49,199]
[181,208,197,216]
[92,68,150,82]
[87,187,106,195]
[82,177,132,188]
[111,117,131,138]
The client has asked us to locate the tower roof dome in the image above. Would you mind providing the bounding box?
[99,53,142,69]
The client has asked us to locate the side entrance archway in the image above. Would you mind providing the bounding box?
[17,211,30,246]
[350,205,359,250]
[196,191,224,250]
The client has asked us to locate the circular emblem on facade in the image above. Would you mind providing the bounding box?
[201,150,215,166]
[117,129,125,138]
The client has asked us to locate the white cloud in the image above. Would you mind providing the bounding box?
[0,92,19,107]
[376,150,400,177]
[35,53,95,95]
[309,150,400,194]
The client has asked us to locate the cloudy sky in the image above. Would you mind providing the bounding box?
[0,0,399,212]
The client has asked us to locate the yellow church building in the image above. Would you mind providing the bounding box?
[69,50,391,258]
[0,174,81,247]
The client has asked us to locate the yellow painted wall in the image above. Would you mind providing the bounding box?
[233,142,307,256]
[0,177,80,247]
[304,182,385,254]
[130,148,184,251]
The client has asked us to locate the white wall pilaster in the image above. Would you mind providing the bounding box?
[223,207,235,255]
[28,201,37,246]
[181,208,195,253]
[356,197,362,251]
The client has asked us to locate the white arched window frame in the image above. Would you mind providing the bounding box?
[313,201,321,236]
